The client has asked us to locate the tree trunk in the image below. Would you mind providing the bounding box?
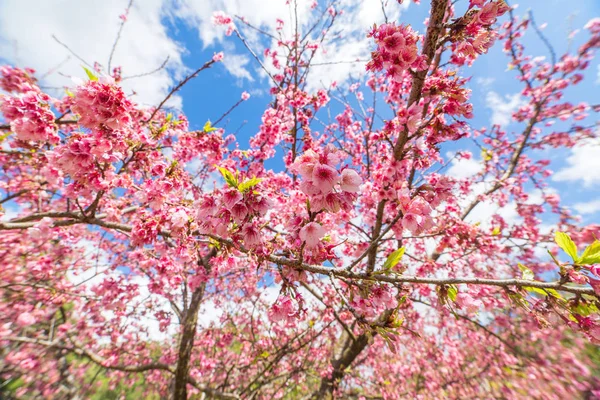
[313,333,370,399]
[172,286,205,400]
[172,249,215,400]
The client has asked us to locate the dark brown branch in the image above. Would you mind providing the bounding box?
[5,336,239,399]
[393,0,448,160]
[1,213,594,296]
[1,119,78,131]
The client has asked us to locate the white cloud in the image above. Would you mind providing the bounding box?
[174,0,409,90]
[223,53,253,81]
[465,200,520,228]
[0,0,186,108]
[574,199,600,215]
[446,155,482,179]
[475,77,495,87]
[553,140,600,187]
[485,91,525,127]
[0,0,413,104]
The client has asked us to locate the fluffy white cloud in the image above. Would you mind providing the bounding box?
[553,140,600,187]
[0,0,411,106]
[485,91,525,127]
[574,199,600,215]
[0,0,186,108]
[446,155,482,179]
[174,0,409,91]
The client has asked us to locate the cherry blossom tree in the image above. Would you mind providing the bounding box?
[1,0,600,399]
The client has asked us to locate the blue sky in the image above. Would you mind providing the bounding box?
[1,0,599,226]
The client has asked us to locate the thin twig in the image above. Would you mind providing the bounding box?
[528,10,556,67]
[213,98,244,127]
[145,59,216,123]
[52,35,93,68]
[121,56,170,81]
[234,29,278,86]
[108,0,134,72]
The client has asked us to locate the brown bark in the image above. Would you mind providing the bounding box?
[172,286,205,400]
[172,249,215,400]
[313,333,370,399]
[393,0,449,160]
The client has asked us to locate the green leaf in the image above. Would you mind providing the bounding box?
[555,231,578,262]
[238,177,262,193]
[491,226,501,236]
[571,302,599,317]
[447,285,458,302]
[523,286,548,296]
[0,131,12,143]
[83,66,98,81]
[578,240,600,265]
[4,377,25,391]
[518,263,534,280]
[382,247,405,271]
[65,88,75,97]
[203,120,217,133]
[507,291,530,311]
[215,165,238,188]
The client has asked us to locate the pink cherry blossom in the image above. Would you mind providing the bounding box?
[299,222,326,248]
[212,52,224,62]
[339,169,362,193]
[311,163,339,193]
[16,312,36,327]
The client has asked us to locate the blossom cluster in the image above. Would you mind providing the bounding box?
[366,23,428,80]
[269,295,303,324]
[68,79,133,130]
[396,178,452,235]
[196,181,272,249]
[398,187,434,235]
[451,1,510,65]
[0,66,38,93]
[212,11,235,36]
[290,145,362,214]
[0,90,58,143]
[49,133,120,189]
[352,285,397,319]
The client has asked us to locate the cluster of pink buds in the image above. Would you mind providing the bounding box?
[398,184,435,235]
[451,1,510,65]
[269,295,302,324]
[131,214,161,247]
[352,285,397,319]
[0,66,38,93]
[290,145,363,213]
[68,79,133,130]
[49,133,120,188]
[212,11,235,36]
[196,177,272,249]
[0,90,58,143]
[366,23,428,81]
